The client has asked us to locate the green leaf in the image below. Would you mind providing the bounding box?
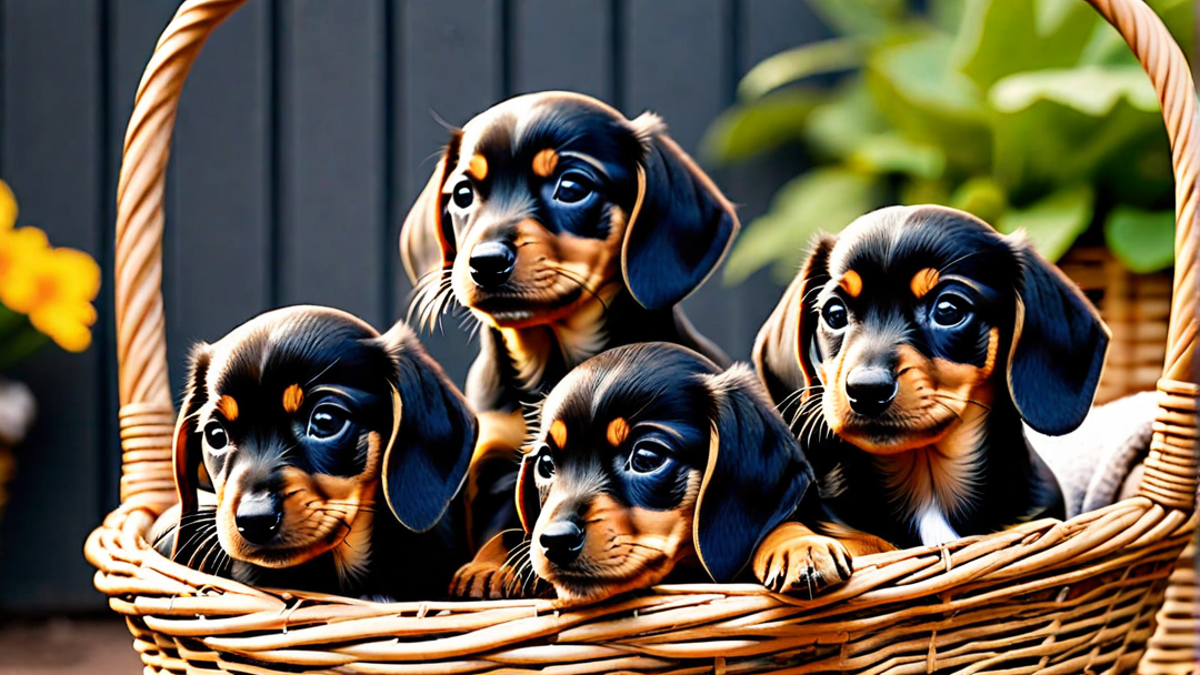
[803,80,888,161]
[953,0,1097,90]
[805,0,907,38]
[737,38,866,101]
[996,185,1094,261]
[950,176,1009,224]
[989,79,1166,197]
[990,65,1159,116]
[864,35,991,172]
[724,168,883,285]
[1104,207,1175,272]
[700,90,822,164]
[848,131,945,179]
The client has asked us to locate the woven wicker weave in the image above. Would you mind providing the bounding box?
[1057,247,1174,405]
[85,0,1198,672]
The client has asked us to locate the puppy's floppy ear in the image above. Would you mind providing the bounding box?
[377,320,478,532]
[694,365,814,582]
[399,131,463,284]
[1007,238,1110,435]
[752,234,836,416]
[621,114,739,310]
[171,343,211,557]
[514,451,541,534]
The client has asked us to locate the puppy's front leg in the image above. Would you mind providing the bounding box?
[449,530,527,600]
[753,522,892,597]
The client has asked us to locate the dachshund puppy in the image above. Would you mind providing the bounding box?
[451,343,844,602]
[153,306,477,600]
[754,205,1109,550]
[400,91,739,546]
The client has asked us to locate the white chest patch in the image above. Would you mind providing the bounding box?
[916,503,961,547]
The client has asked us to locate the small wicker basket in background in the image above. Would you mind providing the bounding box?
[85,0,1198,672]
[1058,247,1175,404]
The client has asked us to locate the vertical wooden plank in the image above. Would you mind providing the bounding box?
[512,0,611,99]
[279,0,385,327]
[719,0,829,358]
[621,0,746,358]
[393,0,503,384]
[0,0,106,612]
[170,2,271,392]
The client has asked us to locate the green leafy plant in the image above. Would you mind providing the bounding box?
[704,0,1193,284]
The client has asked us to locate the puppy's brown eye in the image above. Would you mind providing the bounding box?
[203,421,228,451]
[932,293,970,327]
[307,403,350,441]
[535,444,555,479]
[628,440,668,474]
[553,172,594,204]
[822,298,848,330]
[452,180,473,208]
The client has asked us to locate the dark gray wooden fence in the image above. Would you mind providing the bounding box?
[0,0,826,612]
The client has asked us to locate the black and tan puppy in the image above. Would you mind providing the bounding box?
[451,343,849,602]
[153,306,477,599]
[400,91,739,546]
[755,205,1109,550]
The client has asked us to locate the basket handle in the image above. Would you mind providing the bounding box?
[1083,0,1199,510]
[111,0,1198,516]
[113,0,248,513]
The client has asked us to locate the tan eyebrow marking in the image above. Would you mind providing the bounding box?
[911,267,940,299]
[840,270,863,298]
[549,419,568,448]
[606,417,630,447]
[282,384,304,414]
[468,154,488,181]
[532,148,559,178]
[217,395,239,422]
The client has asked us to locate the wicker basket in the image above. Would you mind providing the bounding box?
[85,0,1198,672]
[1058,247,1174,405]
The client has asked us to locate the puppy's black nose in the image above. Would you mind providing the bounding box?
[846,366,897,416]
[539,519,585,566]
[469,241,516,288]
[236,499,282,545]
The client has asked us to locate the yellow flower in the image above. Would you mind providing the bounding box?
[0,227,52,313]
[0,180,101,353]
[0,181,18,231]
[19,247,101,352]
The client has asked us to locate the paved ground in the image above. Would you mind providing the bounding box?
[0,615,142,674]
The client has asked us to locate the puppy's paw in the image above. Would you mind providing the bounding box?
[754,527,854,598]
[449,561,519,600]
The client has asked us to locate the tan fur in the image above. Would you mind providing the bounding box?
[548,419,568,449]
[910,268,940,299]
[825,340,996,454]
[468,154,488,181]
[216,395,239,422]
[532,476,700,602]
[282,384,304,414]
[532,148,559,177]
[752,522,853,596]
[840,270,863,298]
[606,417,630,447]
[215,431,381,569]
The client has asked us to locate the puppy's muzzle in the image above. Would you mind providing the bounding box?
[235,493,283,545]
[846,365,897,417]
[539,517,585,566]
[470,241,517,288]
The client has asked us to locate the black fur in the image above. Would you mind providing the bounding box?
[157,306,475,599]
[400,92,738,546]
[754,206,1108,549]
[516,343,813,596]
